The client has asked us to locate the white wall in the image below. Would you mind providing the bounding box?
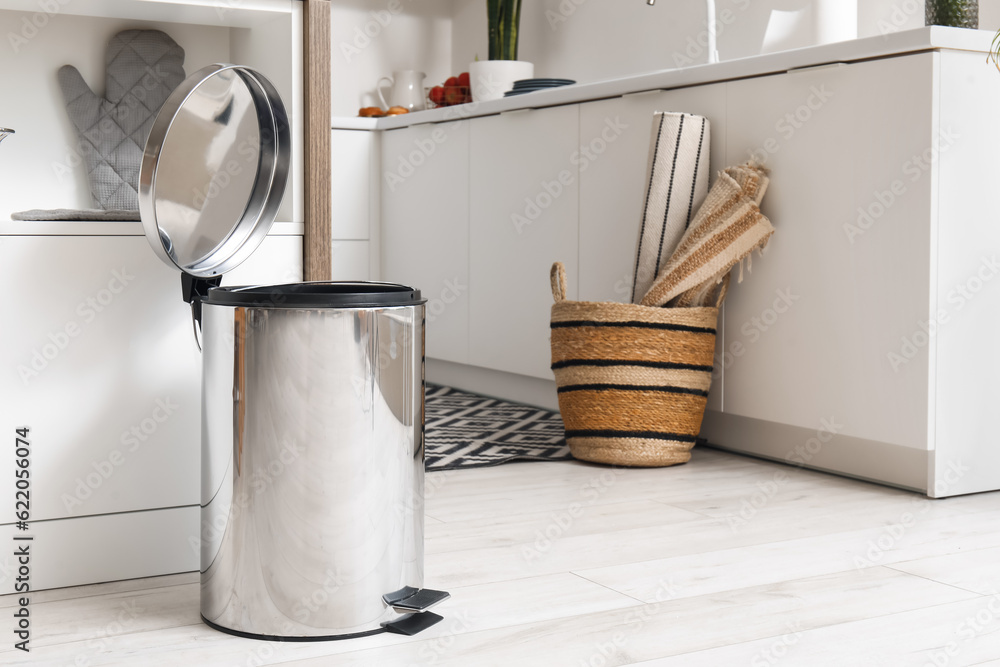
[985,0,1000,29]
[328,0,1000,115]
[452,0,858,81]
[453,0,711,81]
[330,0,454,117]
[450,0,1000,85]
[858,0,923,37]
[859,0,1000,37]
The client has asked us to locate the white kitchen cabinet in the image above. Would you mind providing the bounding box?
[331,240,371,280]
[578,84,728,412]
[331,129,374,241]
[0,0,305,591]
[698,50,1000,497]
[2,235,203,523]
[330,128,378,280]
[372,31,1000,496]
[381,120,471,364]
[701,55,935,489]
[0,226,302,592]
[469,106,580,379]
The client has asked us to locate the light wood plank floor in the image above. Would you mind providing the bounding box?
[4,448,1000,666]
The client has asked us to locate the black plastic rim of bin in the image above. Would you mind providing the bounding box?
[201,615,387,642]
[204,281,425,308]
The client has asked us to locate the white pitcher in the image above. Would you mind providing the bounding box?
[377,70,426,111]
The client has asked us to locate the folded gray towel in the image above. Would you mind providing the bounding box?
[11,208,140,221]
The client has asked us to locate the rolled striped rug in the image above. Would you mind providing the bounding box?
[550,262,718,467]
[630,112,711,304]
[640,163,773,309]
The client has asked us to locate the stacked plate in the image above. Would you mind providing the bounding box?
[504,78,576,97]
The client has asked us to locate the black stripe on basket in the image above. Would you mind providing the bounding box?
[551,320,716,335]
[551,359,714,372]
[557,383,708,398]
[564,430,698,443]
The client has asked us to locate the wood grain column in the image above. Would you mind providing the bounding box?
[303,0,332,281]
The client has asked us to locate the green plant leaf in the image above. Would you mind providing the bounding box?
[925,0,977,28]
[487,0,499,60]
[511,0,522,60]
[486,0,521,60]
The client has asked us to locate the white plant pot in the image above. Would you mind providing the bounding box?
[469,60,534,102]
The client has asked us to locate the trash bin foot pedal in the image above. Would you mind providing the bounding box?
[382,611,444,636]
[382,587,451,614]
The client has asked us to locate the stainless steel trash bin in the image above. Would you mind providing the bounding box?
[200,283,430,638]
[139,64,448,640]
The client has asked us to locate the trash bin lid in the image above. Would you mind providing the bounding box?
[204,282,425,309]
[139,64,290,279]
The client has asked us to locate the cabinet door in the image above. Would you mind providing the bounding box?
[578,85,727,411]
[469,106,580,380]
[721,54,934,450]
[331,240,371,280]
[331,129,373,241]
[0,234,301,524]
[381,121,471,364]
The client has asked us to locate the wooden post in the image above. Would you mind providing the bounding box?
[303,0,332,281]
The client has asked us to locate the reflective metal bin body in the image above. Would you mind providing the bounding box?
[199,283,426,639]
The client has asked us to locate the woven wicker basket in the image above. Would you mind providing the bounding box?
[549,262,719,467]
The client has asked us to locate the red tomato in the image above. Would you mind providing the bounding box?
[444,76,460,88]
[458,72,470,88]
[444,86,465,105]
[429,86,445,104]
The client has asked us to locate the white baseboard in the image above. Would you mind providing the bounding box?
[427,358,560,411]
[700,410,930,494]
[0,505,198,593]
[423,363,937,495]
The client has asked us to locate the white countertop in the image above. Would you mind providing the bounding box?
[329,117,379,131]
[332,26,996,132]
[0,221,305,236]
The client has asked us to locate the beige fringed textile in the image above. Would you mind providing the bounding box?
[641,163,774,309]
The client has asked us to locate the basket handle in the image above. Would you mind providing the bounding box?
[715,273,730,309]
[550,262,567,303]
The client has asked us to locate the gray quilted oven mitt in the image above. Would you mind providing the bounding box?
[58,30,185,211]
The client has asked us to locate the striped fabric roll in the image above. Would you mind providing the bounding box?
[630,112,711,304]
[640,163,773,309]
[550,262,718,467]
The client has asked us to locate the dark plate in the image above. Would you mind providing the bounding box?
[511,84,571,91]
[513,78,575,86]
[511,82,566,86]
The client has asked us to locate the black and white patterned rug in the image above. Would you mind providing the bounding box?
[424,385,571,471]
